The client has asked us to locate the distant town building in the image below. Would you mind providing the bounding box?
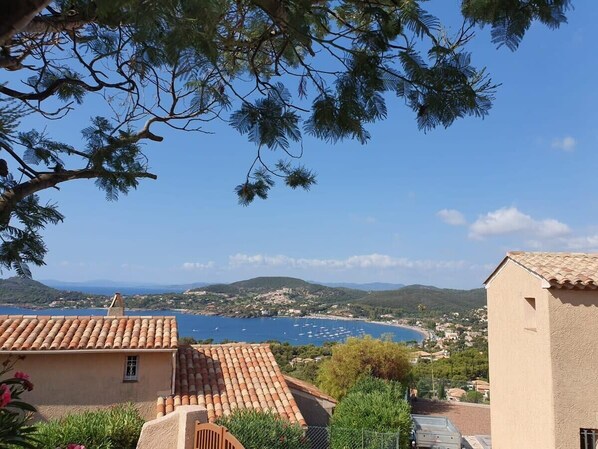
[486,252,598,449]
[446,388,466,401]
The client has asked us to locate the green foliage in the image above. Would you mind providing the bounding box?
[412,348,489,388]
[317,336,411,399]
[357,285,486,316]
[330,377,411,449]
[461,390,484,404]
[33,404,144,449]
[0,358,38,449]
[461,0,572,51]
[270,341,333,383]
[216,410,308,449]
[437,381,446,400]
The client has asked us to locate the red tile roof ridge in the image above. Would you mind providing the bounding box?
[0,316,178,351]
[486,252,598,289]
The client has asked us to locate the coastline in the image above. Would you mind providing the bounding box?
[0,303,429,341]
[281,313,430,340]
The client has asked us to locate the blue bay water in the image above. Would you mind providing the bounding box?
[0,306,423,345]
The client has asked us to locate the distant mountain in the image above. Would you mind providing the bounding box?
[192,276,364,303]
[320,282,405,291]
[42,279,210,295]
[0,277,90,305]
[356,285,486,314]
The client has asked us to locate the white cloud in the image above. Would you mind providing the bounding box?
[561,234,598,251]
[552,136,577,152]
[182,261,215,270]
[469,207,570,239]
[228,253,465,271]
[437,209,467,226]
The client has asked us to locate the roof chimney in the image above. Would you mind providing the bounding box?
[107,292,125,316]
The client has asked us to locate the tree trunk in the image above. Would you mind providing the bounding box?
[0,0,53,45]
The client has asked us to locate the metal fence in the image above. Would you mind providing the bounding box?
[305,426,401,449]
[202,424,402,449]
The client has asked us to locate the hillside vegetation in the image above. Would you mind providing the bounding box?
[356,285,486,315]
[0,277,90,305]
[193,276,364,303]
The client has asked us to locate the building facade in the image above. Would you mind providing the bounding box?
[486,252,598,449]
[0,314,178,420]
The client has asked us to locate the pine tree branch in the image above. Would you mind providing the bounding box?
[0,169,157,226]
[0,78,103,101]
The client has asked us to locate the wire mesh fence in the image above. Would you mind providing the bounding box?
[197,421,402,449]
[305,426,401,449]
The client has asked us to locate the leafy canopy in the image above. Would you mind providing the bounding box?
[0,0,572,273]
[317,335,411,399]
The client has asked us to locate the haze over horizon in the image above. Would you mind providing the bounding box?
[21,3,598,290]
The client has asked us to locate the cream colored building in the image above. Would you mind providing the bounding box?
[486,252,598,449]
[0,314,178,420]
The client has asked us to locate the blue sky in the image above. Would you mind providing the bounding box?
[22,2,598,288]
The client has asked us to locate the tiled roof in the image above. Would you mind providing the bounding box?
[283,374,337,403]
[0,315,178,351]
[502,252,598,289]
[157,344,306,426]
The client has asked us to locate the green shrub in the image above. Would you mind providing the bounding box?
[33,404,144,449]
[318,336,411,399]
[216,410,308,449]
[461,390,484,404]
[330,377,412,449]
[348,376,405,398]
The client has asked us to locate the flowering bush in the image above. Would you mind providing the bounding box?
[0,357,38,448]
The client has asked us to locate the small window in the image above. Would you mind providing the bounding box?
[580,428,597,449]
[524,297,537,331]
[124,355,139,382]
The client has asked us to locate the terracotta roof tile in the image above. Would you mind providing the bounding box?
[497,252,598,289]
[159,344,306,426]
[0,316,178,351]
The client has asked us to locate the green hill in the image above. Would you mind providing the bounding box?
[192,276,364,303]
[0,277,90,305]
[356,285,486,314]
[232,276,312,290]
[192,277,484,315]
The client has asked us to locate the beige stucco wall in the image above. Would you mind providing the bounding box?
[487,260,555,449]
[137,405,208,449]
[6,351,174,421]
[289,389,335,426]
[548,288,598,449]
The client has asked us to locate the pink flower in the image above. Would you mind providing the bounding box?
[14,371,29,381]
[66,444,86,449]
[14,371,34,391]
[0,384,11,408]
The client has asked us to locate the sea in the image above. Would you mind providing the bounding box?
[0,306,423,345]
